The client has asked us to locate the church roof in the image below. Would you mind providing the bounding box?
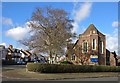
[80,24,105,36]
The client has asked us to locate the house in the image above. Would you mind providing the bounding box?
[118,56,120,66]
[12,49,21,62]
[1,44,48,64]
[0,45,8,60]
[1,45,32,64]
[5,45,15,61]
[20,50,31,62]
[31,53,47,63]
[106,49,118,66]
[110,51,118,66]
[66,24,117,66]
[5,45,22,62]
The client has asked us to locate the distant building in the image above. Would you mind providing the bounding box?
[30,53,47,63]
[1,45,32,63]
[1,45,49,64]
[5,45,22,61]
[106,49,118,66]
[118,56,120,66]
[0,45,7,59]
[66,24,118,66]
[20,50,31,62]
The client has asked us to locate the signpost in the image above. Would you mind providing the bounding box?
[90,58,98,62]
[90,55,98,62]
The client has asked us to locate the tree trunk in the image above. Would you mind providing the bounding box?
[50,51,52,58]
[54,54,57,64]
[49,51,53,64]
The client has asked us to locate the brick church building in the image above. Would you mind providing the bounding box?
[66,24,118,66]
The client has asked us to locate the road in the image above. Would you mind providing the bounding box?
[1,65,120,82]
[58,77,119,81]
[2,76,120,81]
[2,65,26,69]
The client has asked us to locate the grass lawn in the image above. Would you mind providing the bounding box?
[2,68,119,80]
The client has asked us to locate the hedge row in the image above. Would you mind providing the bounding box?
[27,63,120,73]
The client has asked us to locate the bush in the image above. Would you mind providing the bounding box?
[27,63,120,73]
[60,61,73,64]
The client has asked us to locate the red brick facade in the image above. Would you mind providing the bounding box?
[77,24,106,65]
[70,24,107,65]
[67,24,118,66]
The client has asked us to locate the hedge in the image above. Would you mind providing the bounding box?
[27,63,120,73]
[60,61,73,64]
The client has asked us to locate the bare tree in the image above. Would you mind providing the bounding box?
[74,45,90,65]
[20,7,76,63]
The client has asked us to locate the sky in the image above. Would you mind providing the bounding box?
[1,2,119,54]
